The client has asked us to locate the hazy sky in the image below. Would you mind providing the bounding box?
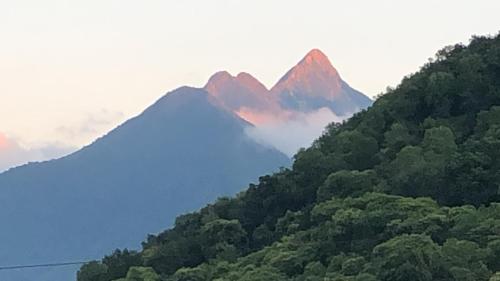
[1,0,499,158]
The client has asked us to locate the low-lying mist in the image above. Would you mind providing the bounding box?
[245,107,346,157]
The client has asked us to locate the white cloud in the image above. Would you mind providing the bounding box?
[245,108,347,157]
[0,109,124,172]
[55,109,125,146]
[0,133,75,172]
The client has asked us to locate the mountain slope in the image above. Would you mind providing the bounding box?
[77,34,500,281]
[0,87,290,281]
[204,71,282,125]
[204,71,272,111]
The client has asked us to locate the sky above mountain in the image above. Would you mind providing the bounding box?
[1,0,500,167]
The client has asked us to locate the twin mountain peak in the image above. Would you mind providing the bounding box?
[163,49,372,125]
[0,49,372,281]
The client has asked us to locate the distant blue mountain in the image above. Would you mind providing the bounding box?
[0,87,290,281]
[0,49,372,281]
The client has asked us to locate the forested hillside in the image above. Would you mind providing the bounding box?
[78,33,500,281]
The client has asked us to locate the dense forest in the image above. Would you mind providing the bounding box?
[78,33,500,281]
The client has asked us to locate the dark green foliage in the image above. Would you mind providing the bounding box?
[168,266,207,281]
[372,234,443,281]
[77,250,142,281]
[159,193,500,281]
[114,267,160,281]
[200,219,248,261]
[317,169,377,201]
[103,250,143,281]
[77,262,108,281]
[78,34,500,281]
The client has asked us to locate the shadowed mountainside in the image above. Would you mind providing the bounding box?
[0,87,290,281]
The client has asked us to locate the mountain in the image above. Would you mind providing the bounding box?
[76,34,500,281]
[271,49,372,115]
[0,49,370,281]
[0,87,290,281]
[203,50,372,157]
[204,71,283,125]
[204,49,372,126]
[205,71,272,111]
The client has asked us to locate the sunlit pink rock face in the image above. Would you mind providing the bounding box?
[271,49,343,101]
[205,71,271,108]
[271,49,372,115]
[204,71,284,125]
[205,49,372,125]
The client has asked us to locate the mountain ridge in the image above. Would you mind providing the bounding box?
[271,48,372,114]
[0,86,290,281]
[0,49,372,281]
[204,49,372,123]
[76,33,500,281]
[272,48,342,93]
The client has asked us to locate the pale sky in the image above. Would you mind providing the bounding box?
[1,0,500,165]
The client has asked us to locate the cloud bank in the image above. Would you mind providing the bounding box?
[245,107,346,157]
[55,109,125,145]
[0,109,124,173]
[0,133,75,172]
